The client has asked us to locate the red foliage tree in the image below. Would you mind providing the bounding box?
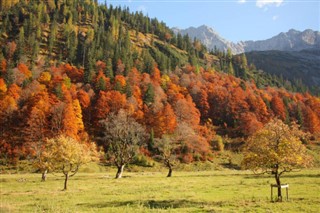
[271,95,287,121]
[151,103,177,137]
[303,106,320,134]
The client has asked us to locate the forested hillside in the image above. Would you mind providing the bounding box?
[245,49,320,95]
[0,0,319,166]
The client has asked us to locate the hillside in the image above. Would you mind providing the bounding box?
[175,25,320,93]
[245,49,320,94]
[0,0,319,166]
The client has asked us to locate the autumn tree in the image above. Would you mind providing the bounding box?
[43,135,98,190]
[62,99,84,139]
[303,106,320,134]
[24,90,52,180]
[152,103,177,137]
[32,139,54,182]
[174,95,200,128]
[24,90,51,144]
[0,78,7,95]
[100,109,146,178]
[242,119,312,201]
[95,90,127,123]
[271,95,286,121]
[154,134,179,177]
[196,89,210,120]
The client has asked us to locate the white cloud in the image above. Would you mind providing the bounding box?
[272,15,279,21]
[237,0,247,4]
[256,0,284,8]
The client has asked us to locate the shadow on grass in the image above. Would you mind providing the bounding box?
[78,199,224,210]
[180,173,247,179]
[244,173,320,179]
[221,163,241,170]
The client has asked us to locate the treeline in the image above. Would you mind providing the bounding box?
[1,62,319,165]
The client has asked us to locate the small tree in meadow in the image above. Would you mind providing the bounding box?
[154,134,179,177]
[31,139,54,182]
[100,109,146,179]
[242,119,312,201]
[44,135,98,190]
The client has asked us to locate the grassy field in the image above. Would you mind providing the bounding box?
[1,168,319,212]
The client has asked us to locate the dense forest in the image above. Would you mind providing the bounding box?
[0,0,319,167]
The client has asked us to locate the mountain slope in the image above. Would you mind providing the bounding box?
[173,25,243,54]
[175,25,320,54]
[175,25,320,92]
[245,49,320,93]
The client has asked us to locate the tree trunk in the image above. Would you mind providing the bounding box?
[115,164,125,179]
[41,170,47,182]
[63,173,69,191]
[275,173,282,202]
[167,162,172,177]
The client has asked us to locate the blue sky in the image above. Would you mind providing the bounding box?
[99,0,320,42]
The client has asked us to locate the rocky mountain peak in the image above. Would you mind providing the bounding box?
[173,26,320,54]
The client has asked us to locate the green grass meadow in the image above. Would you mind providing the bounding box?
[1,168,319,212]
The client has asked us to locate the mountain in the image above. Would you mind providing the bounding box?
[174,25,320,54]
[172,25,243,54]
[241,29,320,52]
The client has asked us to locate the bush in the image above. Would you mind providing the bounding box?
[212,135,224,151]
[132,155,155,167]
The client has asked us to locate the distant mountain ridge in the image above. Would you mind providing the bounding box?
[172,25,244,54]
[173,25,320,54]
[241,29,320,52]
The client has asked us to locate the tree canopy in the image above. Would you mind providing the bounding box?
[43,135,98,190]
[242,119,313,201]
[100,109,147,178]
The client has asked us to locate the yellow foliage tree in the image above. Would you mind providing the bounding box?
[38,72,52,85]
[242,119,313,201]
[73,99,84,132]
[42,135,98,190]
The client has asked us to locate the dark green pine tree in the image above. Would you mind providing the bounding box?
[5,68,14,86]
[227,62,235,75]
[297,104,304,127]
[144,83,155,106]
[14,27,25,63]
[177,33,183,50]
[84,48,95,84]
[105,58,114,79]
[97,77,107,91]
[142,50,155,74]
[125,84,132,97]
[70,31,78,64]
[238,67,248,80]
[188,50,197,66]
[48,21,58,58]
[226,48,232,62]
[114,81,124,93]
